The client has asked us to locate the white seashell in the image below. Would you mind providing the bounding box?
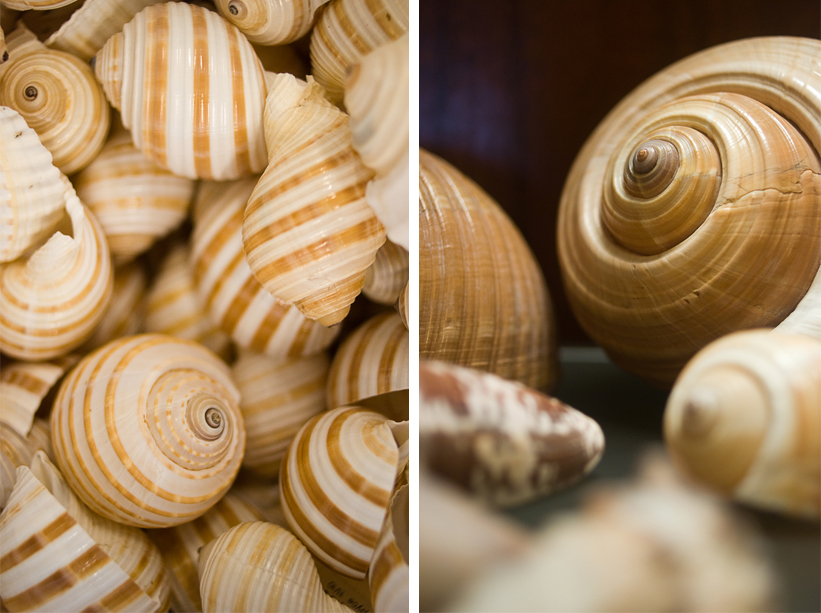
[94,2,268,180]
[215,0,330,46]
[369,484,408,613]
[363,239,409,305]
[365,151,409,250]
[50,334,245,528]
[82,261,146,351]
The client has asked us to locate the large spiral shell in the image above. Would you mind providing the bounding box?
[0,24,109,175]
[558,37,821,386]
[50,334,245,528]
[420,149,558,391]
[242,74,386,326]
[94,2,268,180]
[215,0,330,45]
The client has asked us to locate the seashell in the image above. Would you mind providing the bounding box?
[50,333,245,528]
[231,349,329,478]
[73,122,196,263]
[557,37,821,386]
[0,27,6,64]
[420,361,604,506]
[215,0,330,46]
[0,190,113,361]
[369,484,408,613]
[0,24,110,175]
[309,0,409,105]
[420,149,559,391]
[94,2,268,180]
[148,493,263,613]
[326,311,409,409]
[144,244,232,360]
[0,452,171,612]
[198,521,353,612]
[229,478,288,527]
[1,0,79,10]
[82,261,146,351]
[0,106,67,263]
[191,177,340,359]
[362,239,409,305]
[0,419,53,508]
[665,329,821,519]
[242,73,386,326]
[397,281,408,329]
[280,406,404,579]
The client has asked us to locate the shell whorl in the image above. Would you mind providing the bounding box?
[363,239,409,305]
[215,0,330,45]
[50,334,244,528]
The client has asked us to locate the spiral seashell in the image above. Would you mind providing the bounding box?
[242,74,386,326]
[665,329,821,518]
[215,0,330,45]
[144,244,232,360]
[94,2,268,180]
[0,453,171,612]
[82,261,146,351]
[557,37,821,386]
[0,191,113,361]
[363,240,409,305]
[50,334,245,528]
[192,177,340,359]
[0,24,110,175]
[74,123,196,263]
[309,0,408,105]
[420,149,558,391]
[326,311,409,409]
[369,484,408,613]
[231,350,329,478]
[148,493,262,613]
[397,281,408,329]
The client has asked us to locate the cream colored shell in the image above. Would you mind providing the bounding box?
[94,2,268,180]
[363,240,409,305]
[215,0,330,45]
[369,484,409,613]
[0,356,77,436]
[0,419,53,508]
[397,281,408,329]
[2,0,78,10]
[50,334,245,528]
[82,261,146,351]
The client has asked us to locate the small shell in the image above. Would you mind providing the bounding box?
[369,484,409,613]
[215,0,330,45]
[420,361,605,507]
[94,2,268,180]
[82,261,146,351]
[0,24,109,175]
[397,281,408,329]
[363,240,409,305]
[231,350,329,478]
[280,407,403,579]
[51,334,245,528]
[192,178,340,359]
[326,311,409,409]
[242,74,386,326]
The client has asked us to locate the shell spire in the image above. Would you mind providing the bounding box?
[215,0,331,46]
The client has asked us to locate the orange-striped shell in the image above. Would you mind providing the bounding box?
[215,0,330,46]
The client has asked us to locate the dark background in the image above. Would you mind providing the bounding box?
[420,0,821,345]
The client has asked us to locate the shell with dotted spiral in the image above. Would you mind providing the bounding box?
[215,0,330,46]
[50,334,245,528]
[557,37,821,386]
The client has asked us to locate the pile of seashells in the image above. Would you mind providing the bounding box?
[0,0,409,611]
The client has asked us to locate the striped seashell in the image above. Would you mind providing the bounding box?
[242,73,386,326]
[94,2,268,180]
[144,244,232,361]
[0,191,113,361]
[363,240,409,305]
[192,177,340,360]
[229,479,288,527]
[82,261,146,351]
[369,484,408,613]
[280,407,403,579]
[397,281,408,329]
[50,334,245,528]
[0,24,109,175]
[215,0,330,46]
[0,419,53,508]
[2,0,78,10]
[231,350,329,478]
[148,494,263,613]
[198,521,353,613]
[326,311,408,409]
[73,122,196,263]
[0,105,67,263]
[0,453,171,612]
[309,0,408,105]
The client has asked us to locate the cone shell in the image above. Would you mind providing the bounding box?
[50,334,245,528]
[420,149,558,391]
[94,2,268,180]
[82,261,146,351]
[242,74,386,326]
[74,124,195,263]
[215,0,330,45]
[191,178,340,359]
[231,350,329,478]
[363,240,409,305]
[665,329,821,518]
[0,24,109,175]
[0,193,113,360]
[369,484,408,613]
[327,311,409,409]
[0,453,170,612]
[309,0,409,104]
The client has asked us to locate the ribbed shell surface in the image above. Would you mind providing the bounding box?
[279,407,399,579]
[326,311,409,409]
[362,240,409,305]
[94,2,268,180]
[50,334,245,528]
[369,484,408,613]
[192,178,340,360]
[215,0,330,45]
[82,261,146,351]
[0,420,53,508]
[0,356,76,436]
